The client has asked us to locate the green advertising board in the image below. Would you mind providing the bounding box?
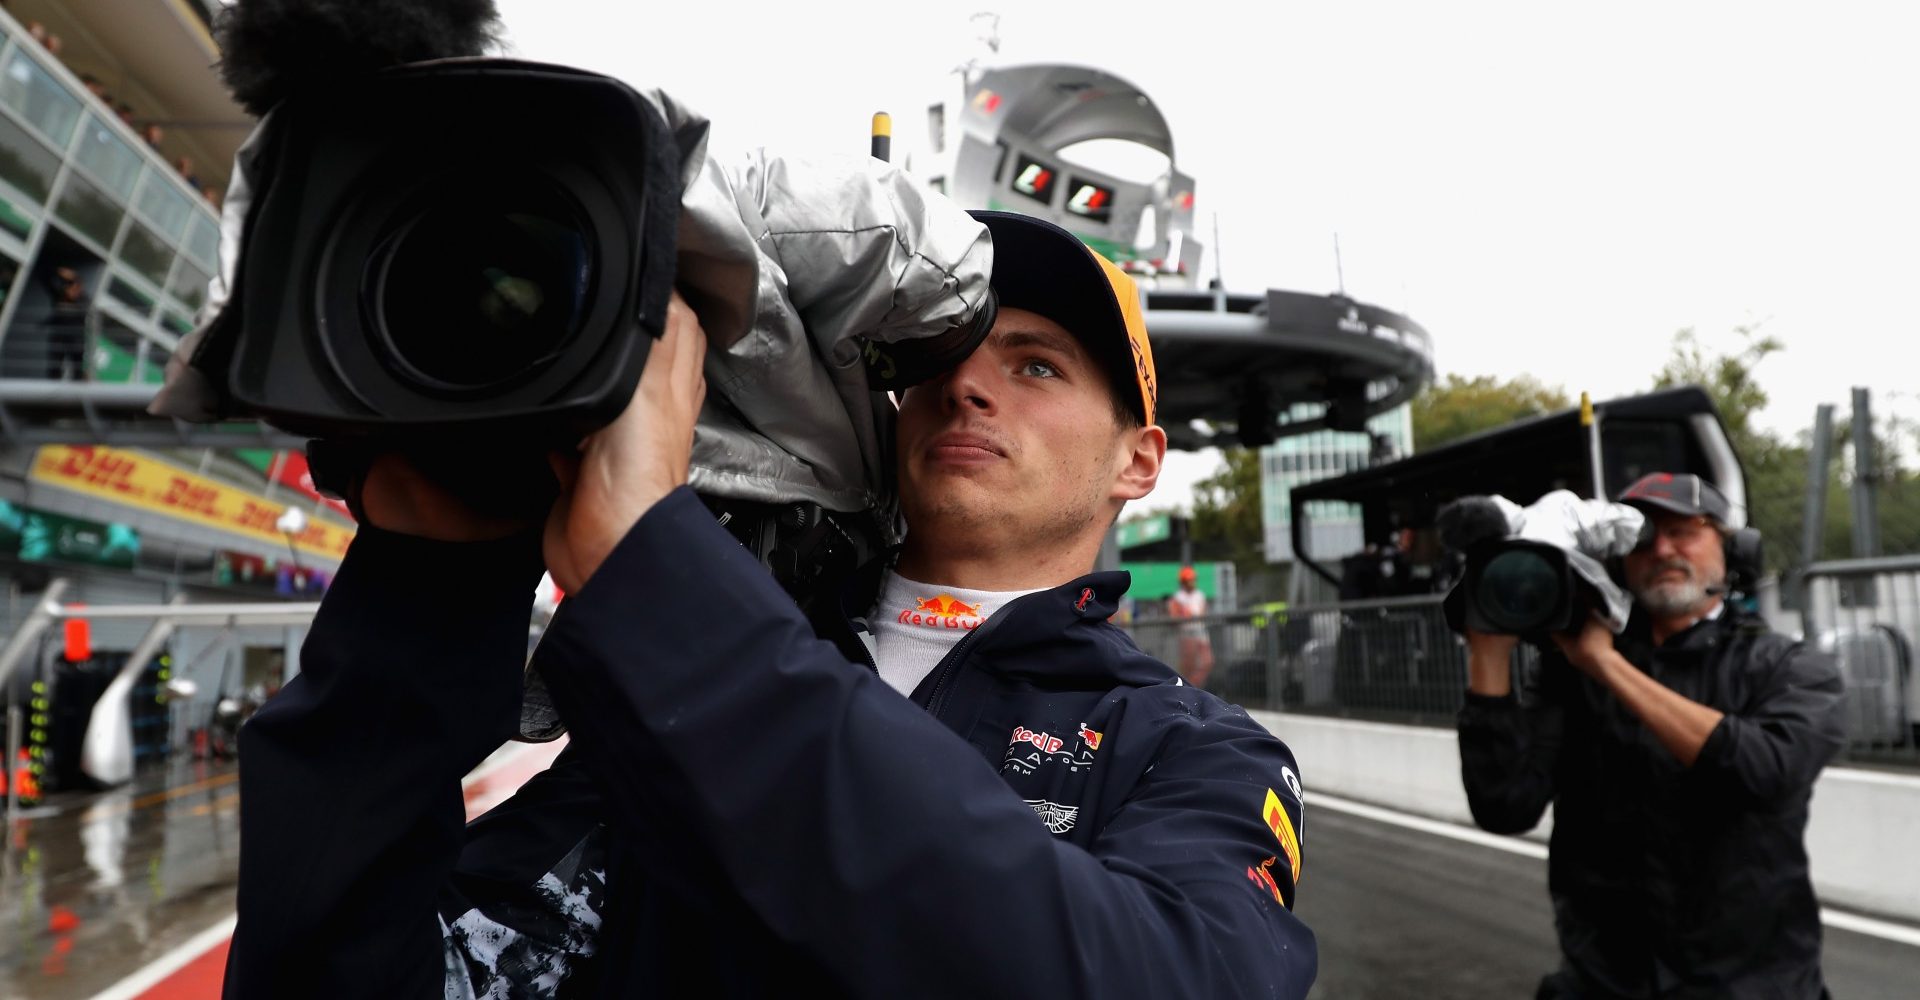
[0,499,23,552]
[17,507,140,568]
[1115,515,1172,550]
[1122,561,1219,601]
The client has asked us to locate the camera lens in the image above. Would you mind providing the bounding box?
[367,180,592,390]
[1476,548,1563,633]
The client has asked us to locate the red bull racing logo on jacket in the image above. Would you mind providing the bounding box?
[1245,855,1285,907]
[899,593,985,630]
[1002,723,1101,775]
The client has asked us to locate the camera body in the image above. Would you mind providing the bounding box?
[1456,538,1597,637]
[210,60,681,449]
[1443,493,1768,640]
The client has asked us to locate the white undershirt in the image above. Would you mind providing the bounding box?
[868,572,1044,696]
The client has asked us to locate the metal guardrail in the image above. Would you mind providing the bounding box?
[1802,556,1920,764]
[1136,589,1920,766]
[1129,594,1477,727]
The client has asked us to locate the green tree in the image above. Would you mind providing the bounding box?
[1409,374,1571,452]
[1649,327,1809,578]
[1188,447,1266,577]
[1651,327,1783,456]
[1642,327,1920,578]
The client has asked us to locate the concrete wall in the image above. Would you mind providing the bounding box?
[1251,711,1920,922]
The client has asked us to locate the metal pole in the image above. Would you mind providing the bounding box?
[0,578,68,692]
[870,112,892,163]
[80,598,183,786]
[1581,392,1605,499]
[1801,404,1834,570]
[40,601,320,622]
[1851,387,1880,558]
[4,704,20,820]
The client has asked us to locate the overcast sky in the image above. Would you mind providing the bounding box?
[494,0,1920,511]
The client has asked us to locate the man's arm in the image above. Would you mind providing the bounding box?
[226,522,542,997]
[536,490,1316,999]
[1691,639,1846,801]
[1554,617,1724,766]
[1456,631,1562,834]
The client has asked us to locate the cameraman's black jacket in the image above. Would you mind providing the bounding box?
[1457,606,1845,999]
[227,488,1316,998]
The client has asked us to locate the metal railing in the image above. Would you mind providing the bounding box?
[1135,588,1920,767]
[1129,594,1478,727]
[1802,555,1920,764]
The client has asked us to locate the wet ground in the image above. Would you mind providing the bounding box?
[0,746,1914,998]
[0,755,242,1000]
[1299,802,1920,998]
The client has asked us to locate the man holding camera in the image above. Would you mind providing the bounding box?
[227,211,1316,998]
[1458,472,1845,999]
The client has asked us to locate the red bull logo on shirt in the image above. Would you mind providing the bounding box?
[899,594,985,630]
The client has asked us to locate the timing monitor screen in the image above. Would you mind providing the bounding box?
[1009,153,1059,206]
[1064,177,1116,224]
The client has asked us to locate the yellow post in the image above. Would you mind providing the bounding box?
[870,112,892,163]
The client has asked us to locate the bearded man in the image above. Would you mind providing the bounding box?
[1457,472,1846,1000]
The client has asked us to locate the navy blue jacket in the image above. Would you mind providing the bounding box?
[228,487,1316,997]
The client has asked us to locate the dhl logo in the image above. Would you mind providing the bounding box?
[1264,787,1302,883]
[915,594,981,618]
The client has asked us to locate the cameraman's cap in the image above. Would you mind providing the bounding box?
[968,210,1157,425]
[1618,472,1734,525]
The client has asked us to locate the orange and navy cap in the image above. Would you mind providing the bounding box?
[969,210,1158,426]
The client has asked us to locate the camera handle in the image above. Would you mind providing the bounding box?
[701,496,885,603]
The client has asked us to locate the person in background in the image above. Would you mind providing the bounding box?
[42,266,88,381]
[1168,564,1214,687]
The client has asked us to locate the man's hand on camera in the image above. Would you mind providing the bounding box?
[1552,614,1620,679]
[544,291,707,594]
[1464,630,1520,697]
[1465,630,1519,662]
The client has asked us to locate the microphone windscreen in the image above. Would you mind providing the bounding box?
[1436,495,1514,554]
[217,0,504,116]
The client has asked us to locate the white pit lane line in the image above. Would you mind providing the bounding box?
[1311,791,1920,949]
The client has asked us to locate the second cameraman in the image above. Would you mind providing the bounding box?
[1457,473,1845,1000]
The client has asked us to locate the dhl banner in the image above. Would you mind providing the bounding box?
[30,445,355,560]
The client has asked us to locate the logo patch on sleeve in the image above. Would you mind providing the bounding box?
[1263,787,1302,882]
[1246,855,1285,906]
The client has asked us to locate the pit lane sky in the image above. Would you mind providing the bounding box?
[494,0,1920,511]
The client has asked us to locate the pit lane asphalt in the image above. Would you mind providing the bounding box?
[1296,799,1920,998]
[0,755,242,1000]
[4,755,1915,998]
